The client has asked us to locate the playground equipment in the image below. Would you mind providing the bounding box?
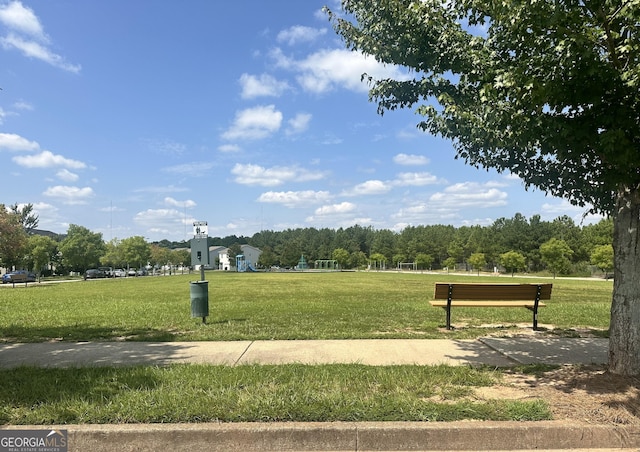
[235,254,258,272]
[296,255,309,270]
[314,259,339,270]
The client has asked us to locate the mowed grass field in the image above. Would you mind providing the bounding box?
[0,271,612,342]
[0,271,612,424]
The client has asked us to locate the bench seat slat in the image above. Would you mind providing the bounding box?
[431,283,552,330]
[434,283,552,301]
[429,300,547,308]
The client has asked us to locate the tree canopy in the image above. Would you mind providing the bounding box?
[328,0,640,214]
[328,0,640,375]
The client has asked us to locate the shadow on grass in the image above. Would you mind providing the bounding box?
[0,365,167,424]
[0,325,178,343]
[0,340,240,369]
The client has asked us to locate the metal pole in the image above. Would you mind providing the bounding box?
[200,266,206,324]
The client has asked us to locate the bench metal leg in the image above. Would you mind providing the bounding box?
[533,284,541,331]
[446,285,453,330]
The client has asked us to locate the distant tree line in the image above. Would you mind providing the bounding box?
[247,214,613,276]
[0,204,613,277]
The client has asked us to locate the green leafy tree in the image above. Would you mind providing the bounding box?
[415,252,433,270]
[257,246,278,268]
[369,252,387,270]
[101,239,125,268]
[278,238,302,267]
[120,236,151,271]
[468,253,486,276]
[332,248,350,269]
[149,244,172,271]
[349,250,368,269]
[443,256,457,273]
[26,235,57,277]
[328,1,640,375]
[392,253,406,267]
[0,204,28,269]
[171,249,190,269]
[59,225,105,272]
[499,250,527,277]
[446,240,465,265]
[540,238,574,278]
[371,229,396,261]
[9,203,39,234]
[591,244,614,279]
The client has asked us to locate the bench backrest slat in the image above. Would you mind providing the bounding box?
[434,283,552,301]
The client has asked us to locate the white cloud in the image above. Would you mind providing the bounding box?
[286,112,312,135]
[430,182,508,208]
[31,201,56,213]
[272,47,409,94]
[393,172,442,187]
[0,132,39,151]
[258,190,331,207]
[0,1,46,39]
[162,161,214,176]
[393,153,429,166]
[218,144,241,153]
[539,199,604,225]
[321,134,343,145]
[13,99,33,110]
[390,202,460,226]
[239,73,290,99]
[134,185,188,194]
[56,168,78,182]
[43,185,94,204]
[314,201,355,215]
[305,201,364,225]
[133,208,183,226]
[232,163,327,187]
[13,150,86,169]
[344,180,392,196]
[221,105,283,140]
[276,25,327,45]
[0,2,80,73]
[1,32,80,73]
[164,197,197,208]
[146,139,187,156]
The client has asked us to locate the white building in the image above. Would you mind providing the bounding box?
[215,245,262,271]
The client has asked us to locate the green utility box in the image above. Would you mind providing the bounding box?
[190,280,209,321]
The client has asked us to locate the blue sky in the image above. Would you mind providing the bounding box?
[0,1,601,242]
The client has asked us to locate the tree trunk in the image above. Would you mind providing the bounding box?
[609,186,640,376]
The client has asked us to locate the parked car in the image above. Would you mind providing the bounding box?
[98,267,114,277]
[84,269,107,279]
[113,268,126,277]
[2,270,37,284]
[127,268,137,277]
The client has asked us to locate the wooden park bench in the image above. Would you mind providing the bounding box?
[430,282,552,330]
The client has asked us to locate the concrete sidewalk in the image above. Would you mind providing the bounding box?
[0,337,609,369]
[4,338,629,452]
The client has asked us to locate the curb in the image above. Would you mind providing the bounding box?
[5,421,640,451]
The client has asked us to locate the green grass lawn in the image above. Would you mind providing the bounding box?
[0,271,612,342]
[0,271,610,425]
[0,363,551,424]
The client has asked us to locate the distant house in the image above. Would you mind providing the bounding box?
[207,246,227,269]
[217,245,262,271]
